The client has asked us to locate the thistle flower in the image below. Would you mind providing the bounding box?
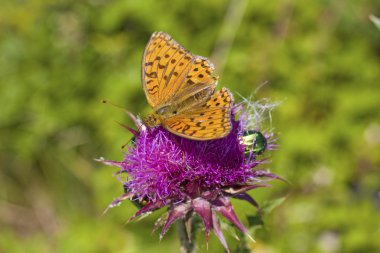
[98,102,281,252]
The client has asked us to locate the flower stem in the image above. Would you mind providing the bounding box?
[178,218,197,253]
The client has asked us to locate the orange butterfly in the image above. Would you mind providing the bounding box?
[142,32,234,140]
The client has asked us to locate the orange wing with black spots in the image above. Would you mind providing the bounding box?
[163,88,234,140]
[142,32,218,109]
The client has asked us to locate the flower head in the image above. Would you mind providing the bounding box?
[98,102,281,252]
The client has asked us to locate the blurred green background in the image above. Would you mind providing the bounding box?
[1,0,379,252]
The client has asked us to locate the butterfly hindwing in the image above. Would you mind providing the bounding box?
[172,57,218,104]
[163,88,234,140]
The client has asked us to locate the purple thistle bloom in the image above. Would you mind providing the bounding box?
[98,104,281,252]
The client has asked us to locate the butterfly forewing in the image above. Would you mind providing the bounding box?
[142,32,218,109]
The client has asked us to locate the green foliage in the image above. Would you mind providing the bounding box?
[1,0,380,252]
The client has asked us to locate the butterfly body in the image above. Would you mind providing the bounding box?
[141,32,234,140]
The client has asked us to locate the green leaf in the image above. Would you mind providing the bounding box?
[246,215,264,228]
[260,197,287,215]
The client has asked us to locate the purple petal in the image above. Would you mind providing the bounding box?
[213,197,255,242]
[153,212,169,233]
[223,184,270,195]
[160,202,191,240]
[114,121,140,136]
[231,193,259,208]
[211,210,230,253]
[254,170,287,183]
[103,192,134,215]
[95,158,124,168]
[129,200,164,222]
[192,198,212,243]
[125,111,147,133]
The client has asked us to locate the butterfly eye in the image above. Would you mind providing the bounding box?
[156,106,169,115]
[242,130,267,156]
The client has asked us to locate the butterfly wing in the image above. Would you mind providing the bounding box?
[142,32,218,110]
[163,87,234,140]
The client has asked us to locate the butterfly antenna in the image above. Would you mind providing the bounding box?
[101,99,128,111]
[101,99,146,132]
[121,142,129,151]
[114,120,140,136]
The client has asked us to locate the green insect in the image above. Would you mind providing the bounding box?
[242,130,267,156]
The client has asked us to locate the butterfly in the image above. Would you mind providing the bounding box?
[141,31,234,140]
